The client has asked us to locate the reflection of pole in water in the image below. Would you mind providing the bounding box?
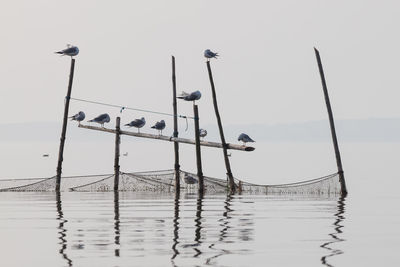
[194,195,204,257]
[114,191,121,257]
[56,192,72,266]
[320,196,346,267]
[171,196,180,266]
[206,195,233,265]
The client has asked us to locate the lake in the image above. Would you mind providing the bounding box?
[0,142,399,266]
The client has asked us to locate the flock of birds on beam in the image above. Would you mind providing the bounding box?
[59,44,254,146]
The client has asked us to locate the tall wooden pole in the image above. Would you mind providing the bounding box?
[314,48,347,196]
[206,61,236,194]
[193,104,204,194]
[114,117,121,191]
[56,58,76,192]
[172,56,180,195]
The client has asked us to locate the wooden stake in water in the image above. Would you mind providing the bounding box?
[114,117,121,191]
[56,58,76,192]
[193,104,204,194]
[206,61,236,194]
[172,56,180,195]
[314,48,348,196]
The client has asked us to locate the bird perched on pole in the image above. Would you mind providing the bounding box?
[238,133,255,146]
[69,111,85,125]
[204,49,219,60]
[55,44,79,57]
[177,90,202,102]
[88,113,110,127]
[199,128,207,140]
[151,120,166,135]
[125,117,146,133]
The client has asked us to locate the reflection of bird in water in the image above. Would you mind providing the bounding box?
[55,44,79,57]
[204,49,219,60]
[125,117,146,133]
[88,113,110,127]
[238,133,255,146]
[151,120,166,135]
[199,128,207,140]
[69,111,85,125]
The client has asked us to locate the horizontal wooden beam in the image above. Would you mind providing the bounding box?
[78,124,255,152]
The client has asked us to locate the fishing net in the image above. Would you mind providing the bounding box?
[0,170,341,195]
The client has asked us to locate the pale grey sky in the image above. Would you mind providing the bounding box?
[0,0,399,127]
[1,1,399,180]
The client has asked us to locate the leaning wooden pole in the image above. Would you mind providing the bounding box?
[114,117,121,191]
[172,56,180,195]
[193,104,204,194]
[56,58,76,192]
[314,48,347,196]
[206,61,236,194]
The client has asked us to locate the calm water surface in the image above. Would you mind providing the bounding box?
[0,192,350,267]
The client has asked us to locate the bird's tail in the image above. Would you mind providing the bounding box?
[55,51,63,54]
[151,126,156,129]
[88,119,94,122]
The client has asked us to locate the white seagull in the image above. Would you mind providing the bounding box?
[177,90,202,102]
[69,111,85,125]
[204,49,219,60]
[199,128,207,140]
[238,133,255,146]
[88,113,110,127]
[55,44,79,57]
[151,120,166,135]
[125,117,146,133]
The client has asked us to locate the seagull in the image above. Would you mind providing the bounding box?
[88,113,110,127]
[177,90,201,102]
[199,128,207,140]
[183,173,198,185]
[238,133,255,146]
[151,120,166,135]
[204,49,219,60]
[55,44,79,57]
[69,111,85,125]
[125,117,146,133]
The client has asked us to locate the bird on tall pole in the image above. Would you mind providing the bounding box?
[55,44,79,57]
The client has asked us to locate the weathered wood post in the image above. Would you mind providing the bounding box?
[206,61,236,194]
[56,58,76,192]
[193,104,204,194]
[314,48,348,196]
[172,56,180,195]
[114,117,121,191]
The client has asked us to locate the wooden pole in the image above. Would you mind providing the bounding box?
[114,117,121,191]
[206,61,236,194]
[314,48,347,196]
[193,104,204,194]
[114,191,120,257]
[56,58,76,192]
[172,56,180,195]
[78,124,255,151]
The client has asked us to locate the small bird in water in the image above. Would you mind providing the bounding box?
[55,44,79,57]
[151,120,166,135]
[177,90,202,102]
[238,133,255,146]
[69,111,85,125]
[204,49,219,60]
[88,113,110,127]
[125,117,146,133]
[183,173,198,185]
[199,128,207,140]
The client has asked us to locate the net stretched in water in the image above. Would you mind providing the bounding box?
[0,170,341,195]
